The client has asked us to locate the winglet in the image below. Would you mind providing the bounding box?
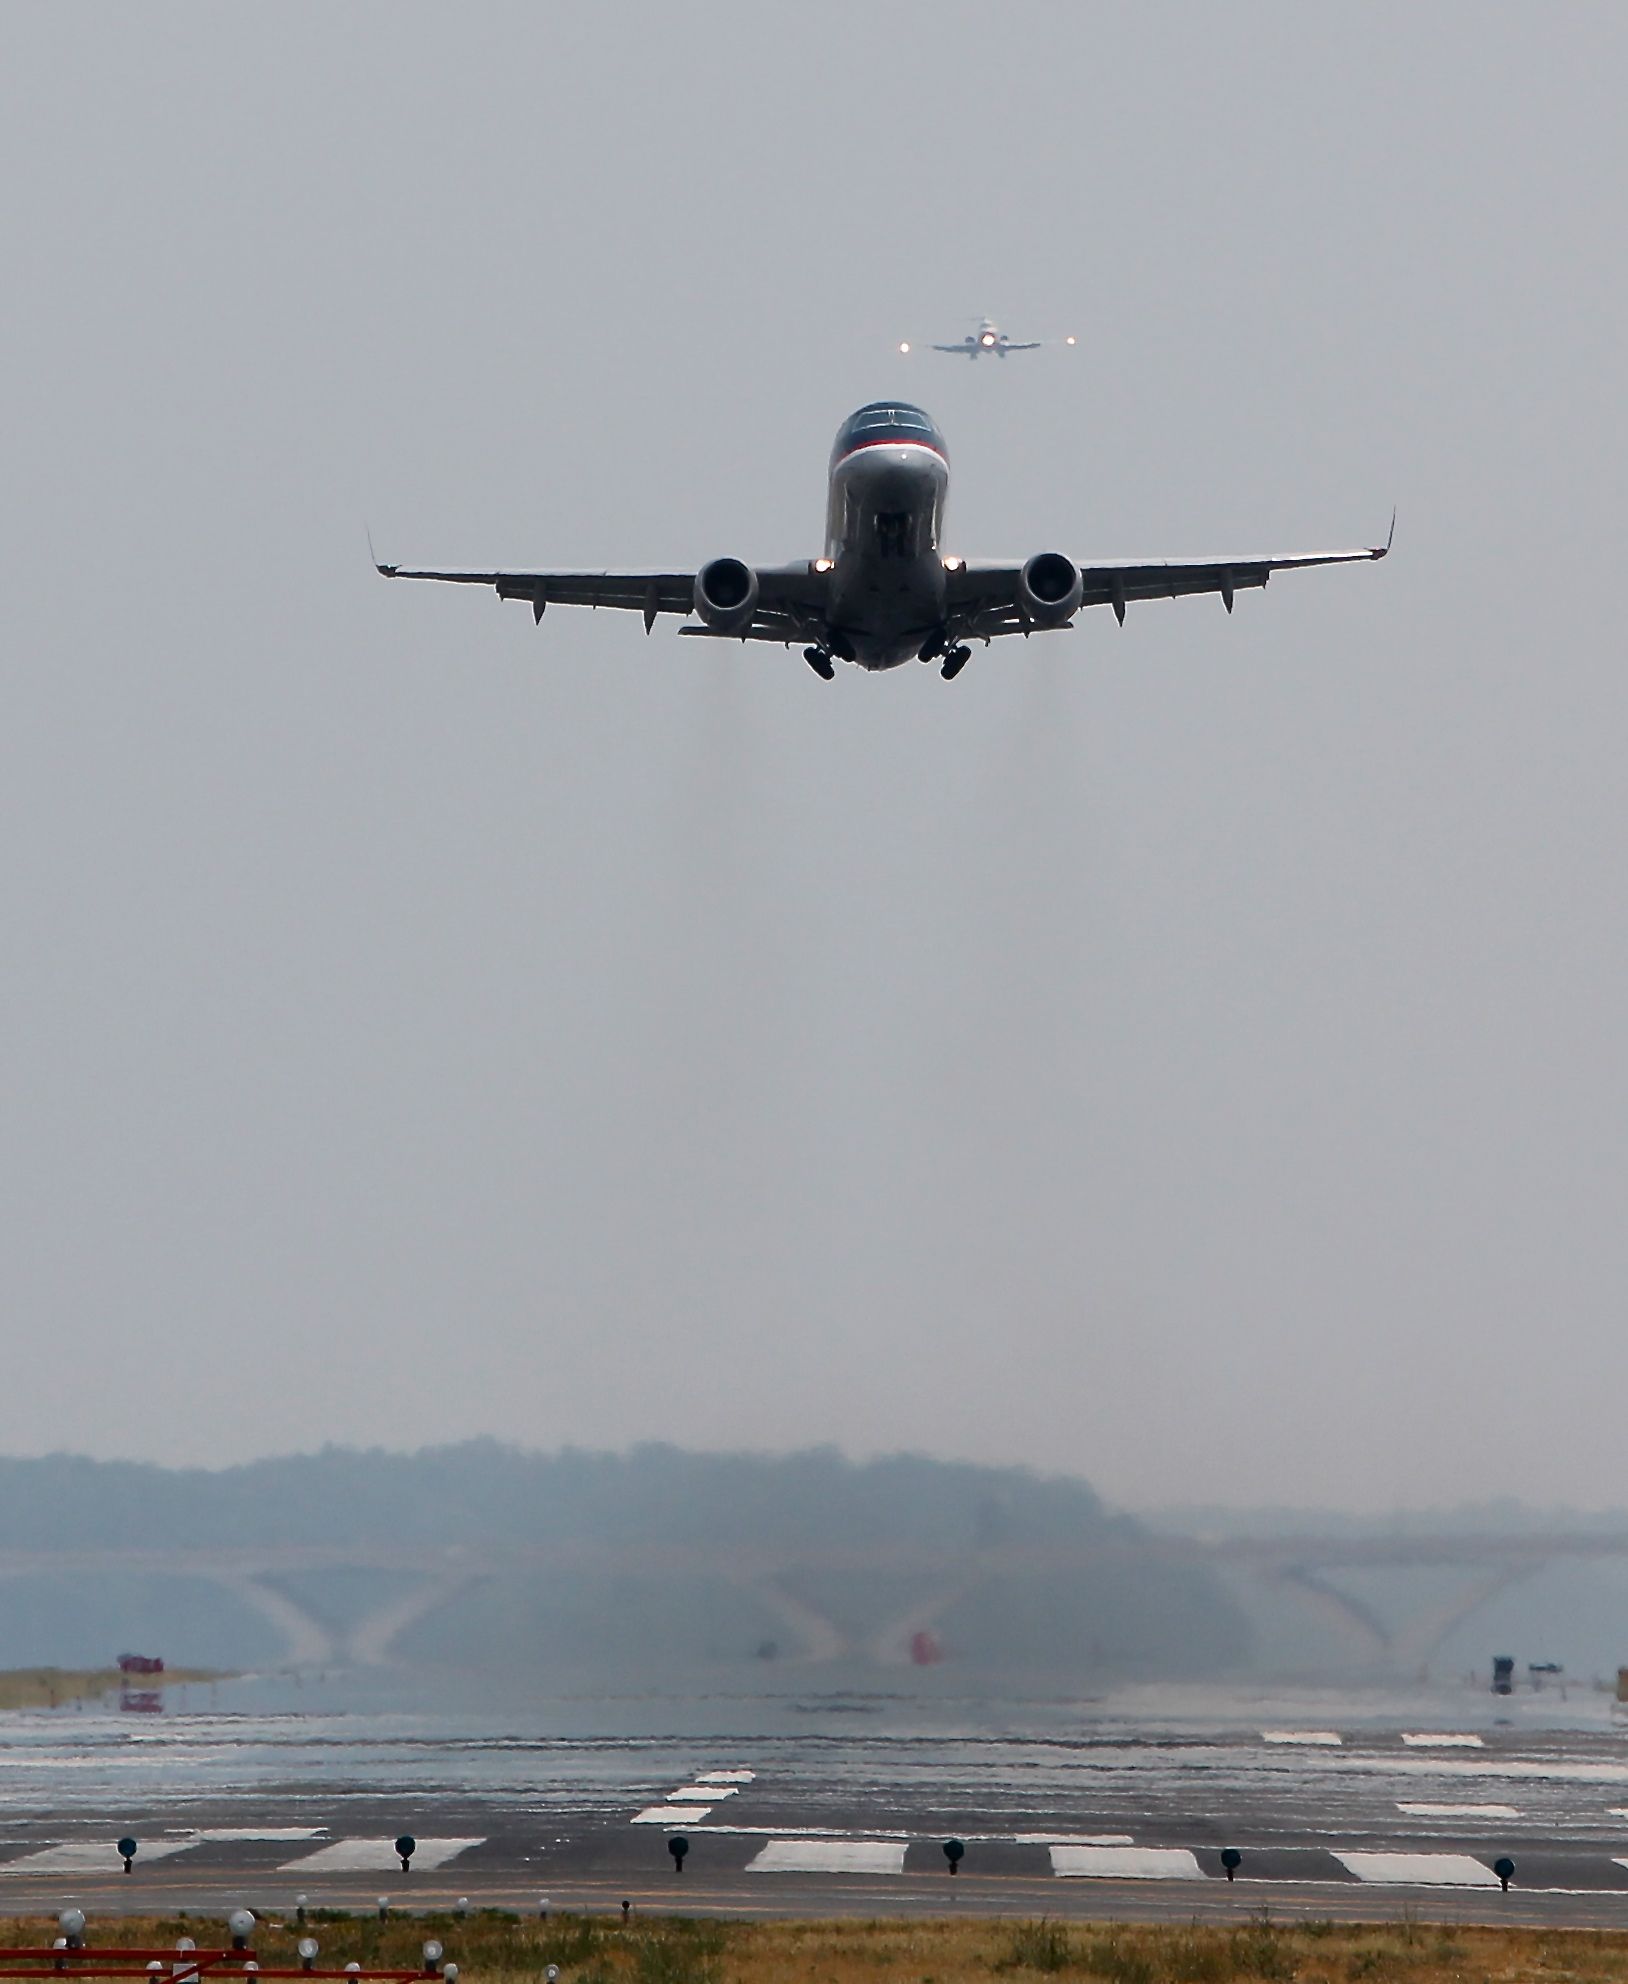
[1373,508,1396,559]
[367,525,397,578]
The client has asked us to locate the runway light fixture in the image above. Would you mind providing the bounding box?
[537,1897,550,1921]
[377,1898,391,1921]
[294,1897,308,1927]
[346,1965,362,1975]
[443,1968,459,1984]
[545,1969,559,1984]
[454,1900,468,1922]
[298,1938,319,1972]
[244,1966,260,1977]
[1221,1847,1242,1881]
[422,1941,444,1977]
[59,1912,87,1950]
[118,1835,139,1875]
[229,1912,256,1951]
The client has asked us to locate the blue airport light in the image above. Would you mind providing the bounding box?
[395,1835,417,1873]
[1494,1855,1515,1891]
[942,1838,965,1875]
[668,1835,689,1874]
[118,1836,138,1874]
[1221,1848,1243,1881]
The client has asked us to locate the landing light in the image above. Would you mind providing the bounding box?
[813,558,833,573]
[898,341,910,353]
[942,556,964,572]
[1065,335,1077,346]
[981,333,996,345]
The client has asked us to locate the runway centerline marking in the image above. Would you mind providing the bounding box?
[1262,1730,1343,1746]
[1401,1733,1485,1748]
[634,1806,710,1824]
[671,1785,736,1800]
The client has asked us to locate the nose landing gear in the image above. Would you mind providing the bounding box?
[804,647,835,680]
[940,645,972,680]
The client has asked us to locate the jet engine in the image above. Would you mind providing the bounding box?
[693,557,759,633]
[1018,551,1083,625]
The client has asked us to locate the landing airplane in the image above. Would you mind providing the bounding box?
[897,318,1075,358]
[375,400,1390,680]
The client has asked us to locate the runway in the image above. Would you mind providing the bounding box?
[2,1687,1626,1928]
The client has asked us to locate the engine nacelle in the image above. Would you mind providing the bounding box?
[693,557,759,633]
[1018,551,1083,625]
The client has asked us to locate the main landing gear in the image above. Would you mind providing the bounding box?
[918,631,971,680]
[804,647,835,679]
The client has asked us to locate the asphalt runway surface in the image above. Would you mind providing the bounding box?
[3,1690,1628,1928]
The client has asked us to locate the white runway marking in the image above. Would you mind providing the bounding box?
[279,1837,483,1872]
[1012,1833,1136,1846]
[187,1828,328,1842]
[1050,1845,1204,1880]
[1262,1729,1343,1746]
[670,1784,736,1800]
[1397,1803,1521,1819]
[633,1806,710,1825]
[695,1769,755,1783]
[748,1838,906,1874]
[1337,1851,1500,1886]
[1401,1732,1484,1748]
[0,1841,199,1874]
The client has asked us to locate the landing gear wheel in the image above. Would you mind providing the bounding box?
[940,645,972,680]
[804,647,835,680]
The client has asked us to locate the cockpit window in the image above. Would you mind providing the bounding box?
[833,401,946,459]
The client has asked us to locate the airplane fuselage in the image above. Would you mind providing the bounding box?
[822,404,951,669]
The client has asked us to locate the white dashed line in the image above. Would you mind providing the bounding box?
[1401,1732,1485,1748]
[1050,1845,1204,1880]
[1336,1851,1499,1886]
[670,1784,736,1800]
[748,1838,906,1874]
[1397,1803,1520,1819]
[1262,1729,1343,1746]
[633,1806,710,1825]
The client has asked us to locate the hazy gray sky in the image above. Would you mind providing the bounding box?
[2,4,1624,1509]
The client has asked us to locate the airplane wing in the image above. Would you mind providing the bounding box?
[374,557,826,637]
[930,343,977,354]
[946,535,1390,640]
[1001,341,1043,352]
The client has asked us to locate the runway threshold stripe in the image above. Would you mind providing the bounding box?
[1401,1732,1485,1748]
[279,1837,484,1872]
[1397,1803,1521,1819]
[1050,1846,1204,1880]
[0,1841,199,1874]
[748,1839,906,1874]
[1336,1851,1500,1886]
[1262,1730,1343,1745]
[634,1806,710,1825]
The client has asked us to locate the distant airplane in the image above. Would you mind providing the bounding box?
[376,400,1389,681]
[898,317,1076,359]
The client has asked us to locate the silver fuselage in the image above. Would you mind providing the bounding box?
[823,435,950,669]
